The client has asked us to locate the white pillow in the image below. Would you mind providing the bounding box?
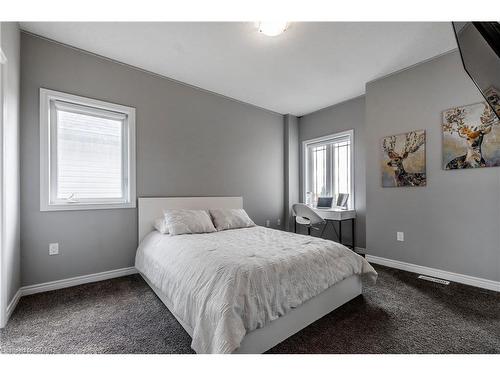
[209,209,256,231]
[164,209,216,236]
[153,217,169,234]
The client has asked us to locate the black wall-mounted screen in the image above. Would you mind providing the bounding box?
[453,22,500,122]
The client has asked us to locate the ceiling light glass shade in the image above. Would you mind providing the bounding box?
[0,48,7,64]
[258,22,289,36]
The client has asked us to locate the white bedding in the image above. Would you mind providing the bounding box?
[135,226,377,354]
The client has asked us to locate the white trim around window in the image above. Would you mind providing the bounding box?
[40,88,136,211]
[302,129,355,209]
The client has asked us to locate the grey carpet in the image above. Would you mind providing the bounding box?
[1,265,498,354]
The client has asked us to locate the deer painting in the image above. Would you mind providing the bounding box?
[382,130,426,187]
[442,102,500,170]
[485,86,500,118]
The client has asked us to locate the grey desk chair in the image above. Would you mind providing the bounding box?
[292,203,326,236]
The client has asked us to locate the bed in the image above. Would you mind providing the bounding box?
[135,197,377,354]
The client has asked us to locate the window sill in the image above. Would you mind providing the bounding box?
[40,201,136,212]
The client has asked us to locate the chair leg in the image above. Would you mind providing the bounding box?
[307,226,311,236]
[294,219,297,233]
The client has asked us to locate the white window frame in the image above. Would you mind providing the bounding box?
[0,46,7,328]
[40,88,136,211]
[302,129,355,209]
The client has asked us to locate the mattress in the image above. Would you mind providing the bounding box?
[135,226,377,353]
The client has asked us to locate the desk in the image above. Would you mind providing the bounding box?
[295,207,357,251]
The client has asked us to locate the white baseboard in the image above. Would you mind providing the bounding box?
[21,266,138,296]
[366,254,500,292]
[1,266,138,327]
[2,289,22,328]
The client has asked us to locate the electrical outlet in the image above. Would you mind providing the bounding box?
[265,220,270,227]
[49,243,59,255]
[397,232,404,242]
[277,218,281,226]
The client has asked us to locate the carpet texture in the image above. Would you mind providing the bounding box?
[1,265,498,354]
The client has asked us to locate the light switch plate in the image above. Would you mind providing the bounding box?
[49,243,59,255]
[397,232,404,242]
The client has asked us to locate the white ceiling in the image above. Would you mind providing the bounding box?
[20,22,457,116]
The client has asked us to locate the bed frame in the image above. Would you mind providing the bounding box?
[137,197,363,354]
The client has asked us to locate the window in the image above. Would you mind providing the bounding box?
[303,130,354,209]
[40,89,136,211]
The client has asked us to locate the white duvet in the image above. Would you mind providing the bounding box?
[135,226,377,354]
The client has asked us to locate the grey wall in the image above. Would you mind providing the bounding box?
[298,96,366,248]
[284,114,299,231]
[366,50,500,282]
[1,23,21,307]
[20,33,284,286]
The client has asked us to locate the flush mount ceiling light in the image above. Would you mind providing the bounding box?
[257,21,289,37]
[0,48,6,64]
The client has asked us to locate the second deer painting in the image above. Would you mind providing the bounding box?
[381,130,426,187]
[442,102,500,170]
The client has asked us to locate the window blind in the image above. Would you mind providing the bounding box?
[54,103,125,201]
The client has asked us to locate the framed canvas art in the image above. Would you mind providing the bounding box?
[381,130,426,187]
[485,86,500,118]
[442,102,500,170]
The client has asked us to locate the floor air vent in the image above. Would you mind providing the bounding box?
[418,275,450,285]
